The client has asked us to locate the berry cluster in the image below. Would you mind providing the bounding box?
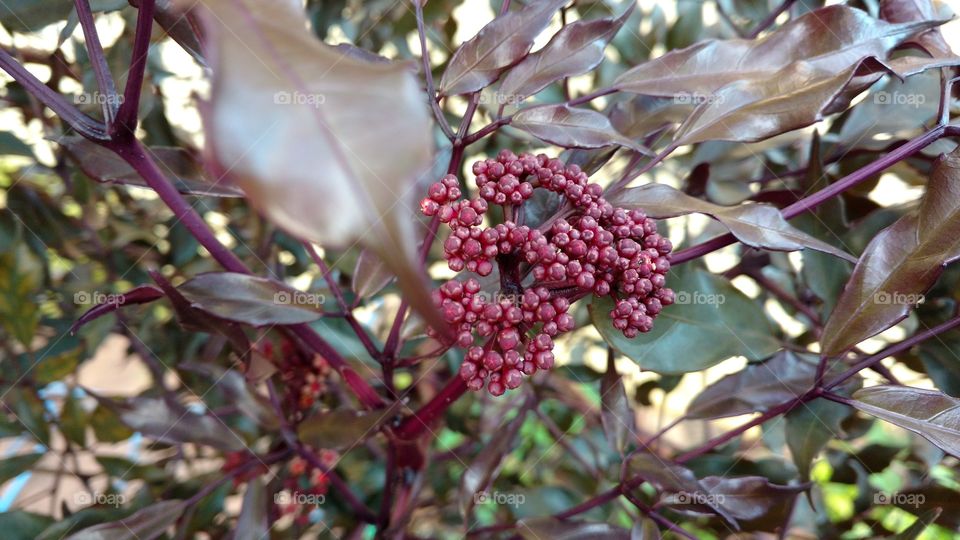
[421,151,673,395]
[261,338,332,414]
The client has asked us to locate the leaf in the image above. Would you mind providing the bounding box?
[592,266,780,374]
[106,396,245,451]
[627,453,737,526]
[894,507,942,539]
[610,183,856,262]
[630,519,661,540]
[0,246,40,349]
[600,352,634,455]
[70,285,165,334]
[65,500,184,540]
[518,518,630,540]
[194,0,444,334]
[297,401,401,451]
[90,405,134,443]
[881,0,957,58]
[821,148,960,355]
[133,0,206,66]
[0,453,42,485]
[785,396,853,480]
[183,364,280,431]
[0,511,54,540]
[851,385,960,458]
[235,478,268,540]
[496,5,633,104]
[512,105,650,153]
[352,248,393,299]
[696,476,806,522]
[32,335,82,384]
[460,407,529,518]
[686,351,817,420]
[438,0,565,96]
[60,137,241,197]
[613,5,940,98]
[177,272,325,326]
[0,131,34,158]
[61,393,88,446]
[0,0,72,32]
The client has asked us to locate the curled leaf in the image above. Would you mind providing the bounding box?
[512,104,650,153]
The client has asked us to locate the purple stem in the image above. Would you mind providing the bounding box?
[415,0,455,140]
[746,0,798,39]
[112,0,155,137]
[74,0,118,123]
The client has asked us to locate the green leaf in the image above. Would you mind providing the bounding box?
[0,131,35,158]
[894,507,942,539]
[31,335,83,384]
[610,183,856,262]
[850,385,960,458]
[785,397,853,480]
[439,0,565,95]
[821,147,960,355]
[0,0,73,32]
[89,406,134,444]
[0,246,41,349]
[65,500,184,540]
[177,272,325,326]
[592,266,780,374]
[0,453,43,484]
[297,402,401,451]
[686,351,817,420]
[61,393,89,446]
[0,511,54,540]
[8,388,50,446]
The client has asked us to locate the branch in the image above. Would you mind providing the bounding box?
[746,0,797,39]
[112,0,155,137]
[415,0,455,140]
[0,48,108,140]
[75,0,118,123]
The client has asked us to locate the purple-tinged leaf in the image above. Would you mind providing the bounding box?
[821,148,960,355]
[65,500,184,540]
[235,478,269,540]
[496,5,634,104]
[353,248,394,299]
[628,453,738,527]
[512,104,651,153]
[630,519,661,540]
[297,400,402,451]
[104,395,245,451]
[132,0,206,66]
[600,353,634,456]
[613,5,942,98]
[696,476,806,525]
[60,137,241,197]
[686,351,817,420]
[851,385,960,458]
[518,518,631,540]
[192,0,445,335]
[610,183,856,261]
[459,407,529,518]
[880,0,957,58]
[183,363,280,431]
[177,272,325,326]
[70,285,164,334]
[439,0,565,96]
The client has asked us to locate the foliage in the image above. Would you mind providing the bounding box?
[0,0,959,538]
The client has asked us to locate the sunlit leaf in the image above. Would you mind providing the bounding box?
[512,104,650,152]
[439,0,565,96]
[177,272,325,326]
[821,148,960,355]
[610,183,856,261]
[851,385,960,458]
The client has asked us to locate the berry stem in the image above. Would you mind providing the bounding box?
[394,376,468,440]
